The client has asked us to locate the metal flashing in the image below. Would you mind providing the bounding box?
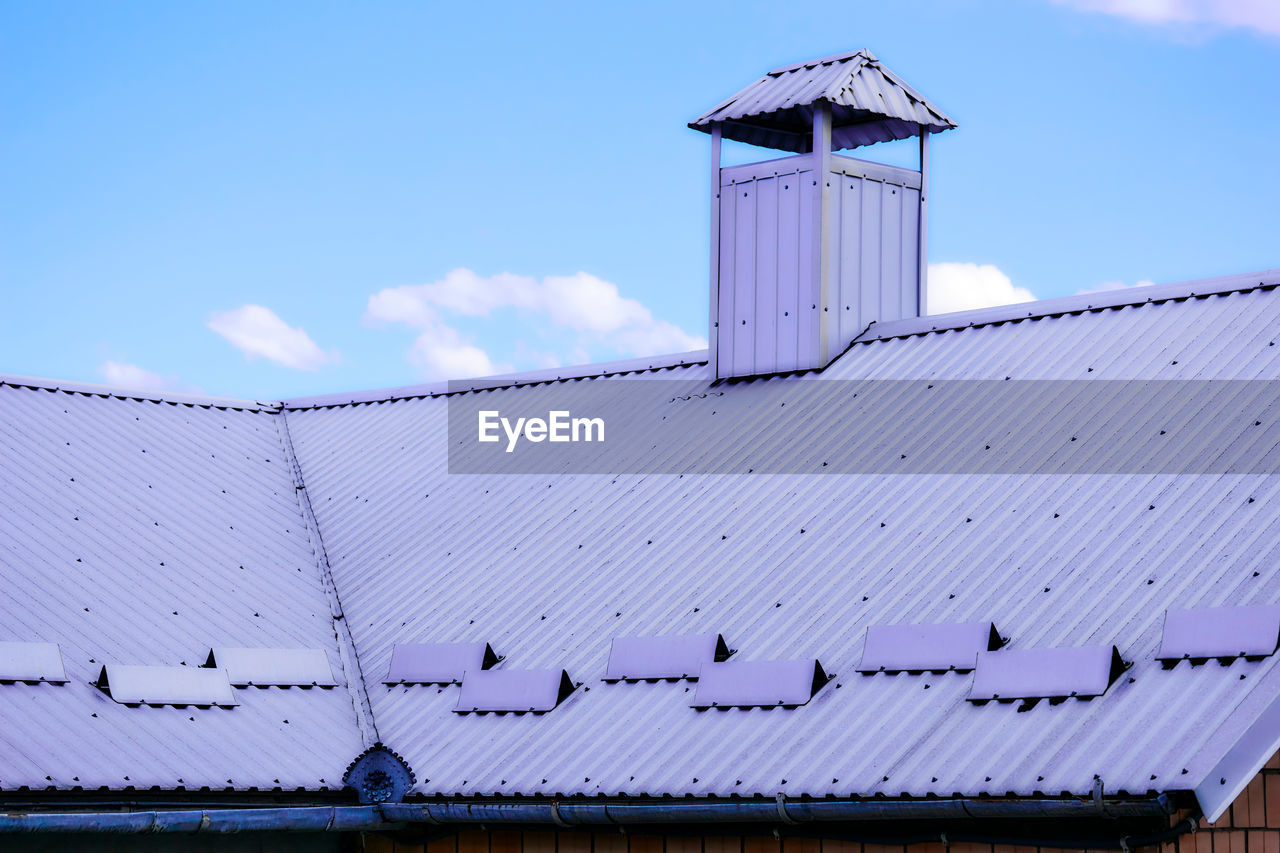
[604,634,731,682]
[95,664,238,707]
[454,668,575,713]
[857,622,1002,673]
[204,647,337,687]
[968,646,1127,702]
[690,659,829,708]
[385,642,499,685]
[1157,605,1280,663]
[0,641,68,683]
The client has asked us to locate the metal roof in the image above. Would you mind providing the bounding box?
[0,381,366,791]
[7,271,1280,823]
[690,50,955,152]
[280,271,1280,823]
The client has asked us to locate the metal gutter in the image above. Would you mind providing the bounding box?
[0,795,1184,837]
[382,793,1177,825]
[0,805,389,833]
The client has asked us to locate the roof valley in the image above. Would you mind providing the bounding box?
[274,408,381,748]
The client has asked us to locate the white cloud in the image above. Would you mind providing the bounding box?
[541,273,652,333]
[1052,0,1280,35]
[408,319,510,380]
[927,262,1036,315]
[614,320,707,356]
[1076,278,1156,295]
[207,305,335,370]
[100,361,168,391]
[366,268,708,381]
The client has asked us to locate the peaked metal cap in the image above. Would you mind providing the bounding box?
[689,49,955,152]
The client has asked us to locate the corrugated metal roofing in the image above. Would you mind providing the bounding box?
[280,273,1280,822]
[0,381,365,791]
[690,50,955,152]
[8,271,1280,824]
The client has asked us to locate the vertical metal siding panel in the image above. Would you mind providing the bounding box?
[839,175,864,345]
[776,170,801,371]
[797,172,819,369]
[859,177,883,326]
[717,180,737,376]
[733,181,757,375]
[880,182,904,322]
[901,186,921,317]
[755,176,780,376]
[826,170,843,350]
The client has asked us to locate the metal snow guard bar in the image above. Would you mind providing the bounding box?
[0,794,1174,833]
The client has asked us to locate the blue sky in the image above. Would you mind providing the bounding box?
[2,0,1277,400]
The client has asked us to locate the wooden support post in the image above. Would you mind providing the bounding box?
[709,123,722,378]
[918,126,930,317]
[813,101,832,365]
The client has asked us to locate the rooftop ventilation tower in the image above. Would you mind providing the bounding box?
[690,50,955,379]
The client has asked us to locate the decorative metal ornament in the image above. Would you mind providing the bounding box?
[342,742,415,804]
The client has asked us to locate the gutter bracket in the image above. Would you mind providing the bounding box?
[550,801,571,828]
[775,793,798,825]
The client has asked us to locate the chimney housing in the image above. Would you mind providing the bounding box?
[690,50,954,379]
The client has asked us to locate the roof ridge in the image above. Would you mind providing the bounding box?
[860,268,1280,343]
[0,374,280,412]
[281,350,710,410]
[768,49,872,76]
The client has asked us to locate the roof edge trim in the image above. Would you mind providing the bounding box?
[1195,687,1280,823]
[860,269,1280,344]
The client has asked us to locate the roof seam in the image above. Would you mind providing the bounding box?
[274,409,381,748]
